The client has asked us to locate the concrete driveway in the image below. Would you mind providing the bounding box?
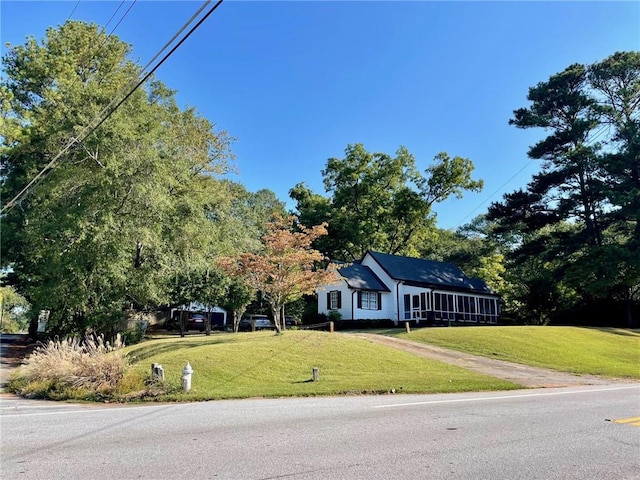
[350,333,635,388]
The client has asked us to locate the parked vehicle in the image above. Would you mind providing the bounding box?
[187,313,207,331]
[238,314,274,331]
[167,313,208,332]
[284,316,300,328]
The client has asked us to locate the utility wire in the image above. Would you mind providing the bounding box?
[453,159,536,228]
[0,0,136,191]
[1,0,224,215]
[106,1,136,36]
[65,0,81,21]
[452,118,620,229]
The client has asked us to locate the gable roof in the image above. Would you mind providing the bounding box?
[467,277,494,294]
[337,262,390,292]
[366,251,496,294]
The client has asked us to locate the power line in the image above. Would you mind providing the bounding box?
[453,159,536,228]
[1,0,225,215]
[0,1,137,191]
[76,1,138,76]
[110,2,137,34]
[103,1,130,34]
[65,0,81,21]
[452,117,620,229]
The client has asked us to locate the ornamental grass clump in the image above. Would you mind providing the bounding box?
[13,334,127,397]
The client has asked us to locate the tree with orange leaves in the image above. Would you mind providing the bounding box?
[216,216,340,333]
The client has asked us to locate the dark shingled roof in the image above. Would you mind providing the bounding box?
[366,251,494,294]
[338,262,390,292]
[468,277,494,294]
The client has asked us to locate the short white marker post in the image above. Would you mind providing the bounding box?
[182,362,193,392]
[312,367,319,382]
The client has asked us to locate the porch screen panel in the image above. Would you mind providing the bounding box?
[433,292,456,321]
[478,297,498,324]
[404,294,411,320]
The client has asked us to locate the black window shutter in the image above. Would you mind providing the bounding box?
[327,292,331,309]
[377,292,382,310]
[357,291,362,309]
[337,291,342,309]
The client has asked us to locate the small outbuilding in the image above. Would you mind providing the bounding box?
[170,303,227,330]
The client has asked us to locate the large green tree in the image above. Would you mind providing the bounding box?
[488,51,640,326]
[290,144,483,260]
[1,21,235,334]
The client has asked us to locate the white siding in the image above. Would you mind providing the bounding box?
[317,280,352,320]
[352,291,394,320]
[361,253,400,321]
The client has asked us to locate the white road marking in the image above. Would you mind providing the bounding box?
[1,403,173,417]
[373,385,640,409]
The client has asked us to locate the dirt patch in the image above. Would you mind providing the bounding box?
[350,333,636,388]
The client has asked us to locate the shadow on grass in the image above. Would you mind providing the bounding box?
[127,342,205,363]
[127,334,248,364]
[583,327,640,338]
[127,337,237,363]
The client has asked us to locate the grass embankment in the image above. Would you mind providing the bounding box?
[394,326,640,379]
[125,330,519,401]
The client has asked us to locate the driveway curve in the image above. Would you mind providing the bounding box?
[350,333,636,388]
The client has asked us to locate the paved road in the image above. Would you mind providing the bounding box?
[2,385,639,479]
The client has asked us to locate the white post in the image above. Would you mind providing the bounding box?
[151,363,165,381]
[182,362,193,392]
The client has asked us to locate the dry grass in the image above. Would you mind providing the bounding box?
[13,334,127,395]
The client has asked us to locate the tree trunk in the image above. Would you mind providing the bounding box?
[272,305,282,334]
[625,293,636,328]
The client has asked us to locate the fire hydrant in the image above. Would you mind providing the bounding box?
[182,362,193,392]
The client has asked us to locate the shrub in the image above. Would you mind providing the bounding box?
[122,320,148,345]
[12,334,127,397]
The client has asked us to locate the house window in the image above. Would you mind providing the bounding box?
[358,291,380,310]
[328,290,341,310]
[404,294,411,319]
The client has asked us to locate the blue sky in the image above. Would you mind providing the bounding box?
[2,1,639,229]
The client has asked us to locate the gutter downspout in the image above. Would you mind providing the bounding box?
[396,282,401,326]
[352,289,356,321]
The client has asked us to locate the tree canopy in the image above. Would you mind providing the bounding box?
[488,51,640,326]
[0,21,240,334]
[290,144,483,261]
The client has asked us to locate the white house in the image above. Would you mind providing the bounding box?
[317,251,500,325]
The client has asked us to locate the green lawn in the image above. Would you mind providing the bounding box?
[393,326,640,378]
[125,330,519,401]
